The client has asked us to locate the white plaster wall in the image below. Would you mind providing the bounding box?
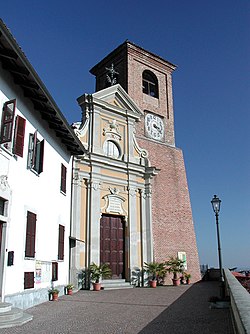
[0,67,72,302]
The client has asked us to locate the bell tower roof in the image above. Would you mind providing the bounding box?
[90,40,177,80]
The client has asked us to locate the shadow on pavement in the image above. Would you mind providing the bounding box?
[138,281,234,334]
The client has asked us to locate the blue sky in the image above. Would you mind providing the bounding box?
[1,1,249,269]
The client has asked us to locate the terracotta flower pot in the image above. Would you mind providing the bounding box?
[149,280,157,288]
[93,282,101,291]
[52,293,59,301]
[172,278,180,286]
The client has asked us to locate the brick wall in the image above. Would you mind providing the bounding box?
[138,138,201,282]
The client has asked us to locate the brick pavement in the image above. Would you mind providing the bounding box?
[0,281,234,334]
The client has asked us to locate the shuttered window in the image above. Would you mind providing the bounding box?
[52,262,58,281]
[0,100,16,144]
[0,197,6,216]
[25,211,36,258]
[24,272,34,289]
[60,164,67,193]
[28,132,44,174]
[13,115,26,157]
[58,224,65,260]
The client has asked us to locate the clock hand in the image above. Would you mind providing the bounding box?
[153,123,162,132]
[153,123,159,130]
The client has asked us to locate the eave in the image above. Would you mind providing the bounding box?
[0,19,85,156]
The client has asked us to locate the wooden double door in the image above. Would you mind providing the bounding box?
[100,215,125,279]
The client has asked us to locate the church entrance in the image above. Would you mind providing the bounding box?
[100,215,125,279]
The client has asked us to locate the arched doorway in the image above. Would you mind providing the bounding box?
[100,215,125,279]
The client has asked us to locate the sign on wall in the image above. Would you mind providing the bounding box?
[35,260,51,283]
[178,252,187,270]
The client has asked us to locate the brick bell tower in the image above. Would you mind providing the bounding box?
[90,41,201,282]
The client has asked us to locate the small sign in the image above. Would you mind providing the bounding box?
[178,252,187,270]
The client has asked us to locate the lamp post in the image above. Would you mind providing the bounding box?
[211,195,225,299]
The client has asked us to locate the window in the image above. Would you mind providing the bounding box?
[0,100,26,156]
[58,224,65,260]
[0,197,6,216]
[0,100,15,144]
[28,131,44,174]
[103,140,120,158]
[52,262,58,281]
[142,70,159,98]
[60,164,67,193]
[24,272,34,289]
[25,211,36,258]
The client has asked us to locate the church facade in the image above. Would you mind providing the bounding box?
[71,41,201,286]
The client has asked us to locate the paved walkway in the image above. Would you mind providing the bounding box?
[0,281,234,334]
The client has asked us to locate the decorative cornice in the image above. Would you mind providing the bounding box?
[127,186,138,197]
[72,119,89,139]
[103,119,121,141]
[142,187,152,199]
[133,130,148,158]
[86,179,101,191]
[0,175,9,191]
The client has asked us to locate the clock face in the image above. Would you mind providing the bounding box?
[145,113,164,140]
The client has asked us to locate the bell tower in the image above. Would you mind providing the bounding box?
[90,41,176,146]
[90,41,201,283]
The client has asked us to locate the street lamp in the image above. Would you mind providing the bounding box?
[211,195,225,299]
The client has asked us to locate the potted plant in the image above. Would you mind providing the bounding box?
[144,262,166,288]
[48,288,60,301]
[89,262,112,291]
[166,257,185,286]
[66,284,74,295]
[184,272,191,284]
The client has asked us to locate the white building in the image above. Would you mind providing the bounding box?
[0,19,84,309]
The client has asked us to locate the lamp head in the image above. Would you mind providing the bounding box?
[211,195,221,214]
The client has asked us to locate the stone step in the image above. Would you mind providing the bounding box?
[0,302,33,329]
[0,307,25,322]
[101,279,133,290]
[0,303,12,313]
[0,312,33,329]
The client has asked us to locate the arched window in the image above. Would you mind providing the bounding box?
[142,70,159,98]
[103,140,120,159]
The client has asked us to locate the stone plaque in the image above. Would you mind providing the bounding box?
[106,195,124,214]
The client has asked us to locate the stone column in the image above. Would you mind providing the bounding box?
[88,176,101,265]
[140,183,153,266]
[127,184,139,278]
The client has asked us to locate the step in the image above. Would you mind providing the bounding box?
[101,279,133,290]
[0,303,12,313]
[0,312,33,329]
[0,307,26,322]
[0,302,33,329]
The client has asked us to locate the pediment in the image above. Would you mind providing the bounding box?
[92,84,143,118]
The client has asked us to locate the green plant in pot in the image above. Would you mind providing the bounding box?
[89,262,112,291]
[144,261,166,288]
[165,257,185,286]
[66,284,74,295]
[183,272,191,284]
[48,288,60,301]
